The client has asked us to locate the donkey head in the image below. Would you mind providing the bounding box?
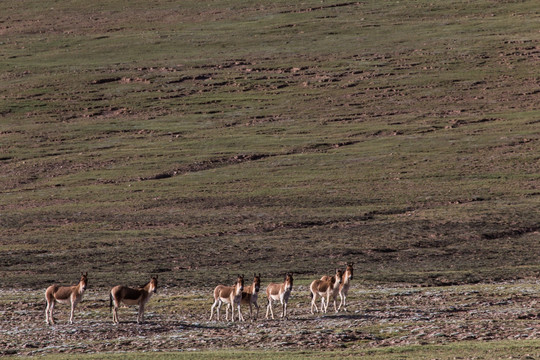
[346,262,354,280]
[150,275,158,293]
[236,274,244,293]
[253,273,261,293]
[285,272,293,290]
[335,268,343,285]
[80,272,88,290]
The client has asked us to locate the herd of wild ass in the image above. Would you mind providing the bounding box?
[44,263,354,325]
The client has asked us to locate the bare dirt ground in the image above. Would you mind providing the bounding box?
[1,281,539,356]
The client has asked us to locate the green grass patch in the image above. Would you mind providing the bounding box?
[33,339,540,359]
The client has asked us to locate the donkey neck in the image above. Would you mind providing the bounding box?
[281,282,292,294]
[332,277,341,290]
[142,281,154,294]
[234,283,243,297]
[75,282,86,295]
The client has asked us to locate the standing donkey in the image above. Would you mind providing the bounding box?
[210,274,245,322]
[265,273,293,320]
[45,272,88,325]
[338,262,354,312]
[319,268,345,313]
[230,273,261,321]
[110,275,158,324]
[310,269,342,314]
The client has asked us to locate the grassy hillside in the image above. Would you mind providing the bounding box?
[1,0,539,289]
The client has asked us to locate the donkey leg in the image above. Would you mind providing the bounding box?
[254,301,260,320]
[45,301,50,325]
[69,304,75,324]
[112,305,119,324]
[225,302,231,321]
[337,292,344,311]
[69,300,79,324]
[49,301,56,325]
[209,299,218,321]
[225,303,230,320]
[217,301,222,321]
[266,299,274,320]
[311,293,319,314]
[237,303,244,322]
[137,304,144,324]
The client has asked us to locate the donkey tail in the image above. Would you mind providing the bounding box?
[109,292,113,312]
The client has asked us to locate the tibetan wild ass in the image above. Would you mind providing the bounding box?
[230,273,261,321]
[265,273,293,320]
[310,269,342,314]
[45,272,88,325]
[338,262,354,311]
[210,274,245,322]
[110,275,158,324]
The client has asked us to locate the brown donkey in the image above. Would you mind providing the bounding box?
[320,268,346,313]
[338,262,354,312]
[210,274,245,322]
[265,273,293,320]
[310,269,342,314]
[110,276,158,324]
[45,272,88,325]
[239,273,261,321]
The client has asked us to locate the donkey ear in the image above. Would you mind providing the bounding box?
[258,273,261,278]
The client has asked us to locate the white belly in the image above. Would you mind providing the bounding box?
[219,296,233,304]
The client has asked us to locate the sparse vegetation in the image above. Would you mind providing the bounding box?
[0,0,538,357]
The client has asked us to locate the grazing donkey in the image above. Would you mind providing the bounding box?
[110,275,158,324]
[210,274,245,322]
[45,272,88,325]
[310,269,342,314]
[338,262,354,312]
[265,273,293,320]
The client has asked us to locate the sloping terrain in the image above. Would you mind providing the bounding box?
[1,0,538,289]
[0,0,539,356]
